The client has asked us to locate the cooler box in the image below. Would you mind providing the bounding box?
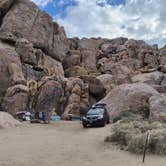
[51,115,61,121]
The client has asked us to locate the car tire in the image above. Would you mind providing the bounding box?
[83,123,88,128]
[101,121,106,127]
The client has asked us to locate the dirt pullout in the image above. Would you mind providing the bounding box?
[0,121,165,166]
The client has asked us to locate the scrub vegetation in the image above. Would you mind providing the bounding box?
[105,119,166,155]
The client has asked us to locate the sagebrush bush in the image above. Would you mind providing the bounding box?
[105,120,166,155]
[127,134,145,154]
[112,112,142,123]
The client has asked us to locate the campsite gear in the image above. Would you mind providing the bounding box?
[51,115,61,121]
[16,111,26,121]
[25,111,31,121]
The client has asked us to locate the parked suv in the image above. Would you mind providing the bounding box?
[82,103,110,127]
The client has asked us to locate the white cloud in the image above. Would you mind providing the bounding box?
[31,0,52,7]
[56,0,166,47]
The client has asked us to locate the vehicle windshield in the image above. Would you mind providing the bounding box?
[87,108,104,115]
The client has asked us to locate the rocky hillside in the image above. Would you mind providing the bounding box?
[0,0,166,121]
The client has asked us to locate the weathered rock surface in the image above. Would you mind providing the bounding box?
[149,94,166,122]
[16,38,37,66]
[35,80,63,114]
[0,41,23,97]
[22,63,46,82]
[0,0,166,122]
[65,66,88,77]
[62,77,89,118]
[0,0,14,20]
[62,50,81,69]
[132,71,164,85]
[80,75,106,100]
[97,74,115,93]
[44,55,64,80]
[0,112,20,129]
[78,38,103,50]
[0,0,69,61]
[1,84,29,116]
[81,49,98,73]
[100,83,159,121]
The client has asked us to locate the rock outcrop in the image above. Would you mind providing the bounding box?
[1,84,29,116]
[0,0,166,122]
[0,112,20,129]
[0,41,23,98]
[100,83,159,122]
[149,94,166,122]
[35,79,63,115]
[0,0,69,61]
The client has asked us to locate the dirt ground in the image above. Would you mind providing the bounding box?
[0,121,165,166]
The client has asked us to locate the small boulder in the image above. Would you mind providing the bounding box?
[0,112,20,129]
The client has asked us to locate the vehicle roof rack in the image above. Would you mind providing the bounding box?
[92,103,107,108]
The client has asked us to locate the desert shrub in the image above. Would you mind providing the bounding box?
[105,120,166,155]
[112,104,150,124]
[149,129,166,155]
[112,112,142,123]
[105,122,141,146]
[127,134,145,154]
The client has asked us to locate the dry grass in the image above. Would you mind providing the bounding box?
[105,120,166,155]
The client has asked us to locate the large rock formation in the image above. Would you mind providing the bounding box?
[0,0,69,61]
[0,41,24,98]
[0,0,166,122]
[100,83,159,122]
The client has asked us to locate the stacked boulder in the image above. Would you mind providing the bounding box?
[0,0,166,122]
[0,0,91,119]
[0,0,68,118]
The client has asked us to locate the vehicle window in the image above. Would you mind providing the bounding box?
[87,108,104,115]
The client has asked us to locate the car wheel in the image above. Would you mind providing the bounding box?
[101,121,106,127]
[83,123,88,128]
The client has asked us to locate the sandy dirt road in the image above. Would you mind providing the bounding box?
[0,121,165,166]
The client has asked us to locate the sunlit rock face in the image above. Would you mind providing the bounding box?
[0,0,165,122]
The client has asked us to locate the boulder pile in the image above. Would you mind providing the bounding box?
[0,0,166,122]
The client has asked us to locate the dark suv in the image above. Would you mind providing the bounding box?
[82,103,110,127]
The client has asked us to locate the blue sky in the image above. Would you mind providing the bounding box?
[32,0,166,47]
